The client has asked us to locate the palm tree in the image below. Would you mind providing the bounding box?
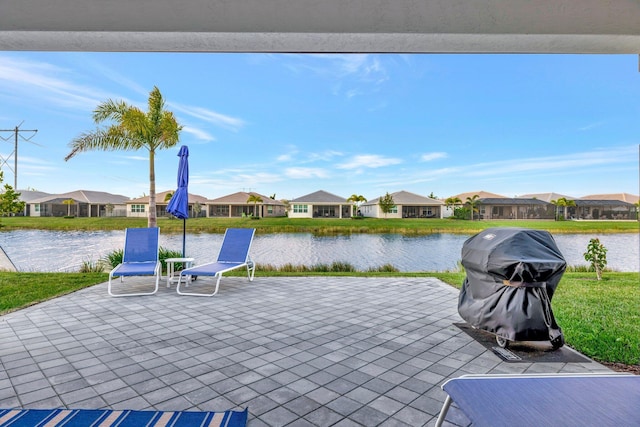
[550,199,562,221]
[551,197,575,220]
[347,194,367,216]
[465,195,480,220]
[247,194,263,217]
[65,86,182,228]
[62,199,75,217]
[444,196,462,218]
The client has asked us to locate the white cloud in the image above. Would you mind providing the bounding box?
[285,167,328,179]
[181,126,216,142]
[285,54,389,98]
[420,152,448,162]
[0,56,108,111]
[463,146,636,178]
[171,103,245,131]
[578,121,605,131]
[277,153,293,162]
[337,154,402,170]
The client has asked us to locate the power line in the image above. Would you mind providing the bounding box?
[0,122,38,189]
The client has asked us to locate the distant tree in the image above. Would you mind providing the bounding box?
[0,172,25,217]
[465,195,481,220]
[445,197,462,209]
[105,203,114,217]
[347,194,367,216]
[281,199,291,216]
[378,192,396,219]
[65,86,182,228]
[635,201,640,220]
[193,201,202,217]
[551,197,575,221]
[164,192,174,202]
[247,194,263,217]
[63,199,75,217]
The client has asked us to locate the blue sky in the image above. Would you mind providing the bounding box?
[0,52,638,201]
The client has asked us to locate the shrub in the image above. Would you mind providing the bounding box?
[79,259,106,273]
[103,247,184,272]
[366,263,399,272]
[583,238,608,280]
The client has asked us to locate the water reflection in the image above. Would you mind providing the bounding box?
[0,230,637,273]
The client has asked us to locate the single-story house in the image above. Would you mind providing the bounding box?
[207,191,286,218]
[17,190,52,216]
[572,199,636,220]
[360,190,444,219]
[520,193,638,220]
[26,190,130,217]
[478,198,555,220]
[127,190,208,218]
[289,190,352,218]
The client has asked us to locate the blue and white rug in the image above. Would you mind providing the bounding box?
[0,408,247,426]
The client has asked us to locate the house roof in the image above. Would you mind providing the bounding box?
[208,191,285,206]
[290,190,347,204]
[364,190,443,206]
[451,191,507,200]
[580,193,639,204]
[574,199,635,207]
[480,198,550,206]
[30,190,130,204]
[17,190,52,202]
[128,190,208,204]
[518,192,574,202]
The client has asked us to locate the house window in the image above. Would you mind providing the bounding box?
[390,206,397,214]
[215,205,229,215]
[131,204,145,213]
[34,204,40,212]
[293,204,308,213]
[267,206,273,214]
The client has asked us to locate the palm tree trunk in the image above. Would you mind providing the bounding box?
[148,149,157,228]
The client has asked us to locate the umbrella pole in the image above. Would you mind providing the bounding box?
[182,218,186,257]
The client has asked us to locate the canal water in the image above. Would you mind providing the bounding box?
[1,230,637,273]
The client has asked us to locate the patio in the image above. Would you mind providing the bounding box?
[0,277,610,426]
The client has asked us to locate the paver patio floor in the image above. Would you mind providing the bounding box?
[0,276,610,426]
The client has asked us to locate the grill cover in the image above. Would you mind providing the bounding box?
[458,228,566,344]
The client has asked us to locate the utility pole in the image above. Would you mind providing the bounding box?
[0,122,38,189]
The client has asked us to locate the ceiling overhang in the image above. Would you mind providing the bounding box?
[2,0,640,53]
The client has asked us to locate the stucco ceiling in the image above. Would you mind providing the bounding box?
[2,0,640,53]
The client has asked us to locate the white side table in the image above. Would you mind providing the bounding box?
[165,257,195,288]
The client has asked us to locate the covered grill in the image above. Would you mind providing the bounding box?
[458,227,566,349]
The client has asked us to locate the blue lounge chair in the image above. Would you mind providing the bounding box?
[177,228,255,296]
[108,227,161,297]
[435,373,640,427]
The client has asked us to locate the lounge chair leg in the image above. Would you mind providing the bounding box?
[435,396,452,427]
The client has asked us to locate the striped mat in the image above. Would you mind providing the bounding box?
[0,408,247,427]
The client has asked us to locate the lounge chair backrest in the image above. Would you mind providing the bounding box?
[217,228,255,263]
[123,228,160,263]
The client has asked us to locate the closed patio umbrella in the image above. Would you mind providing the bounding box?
[166,145,189,257]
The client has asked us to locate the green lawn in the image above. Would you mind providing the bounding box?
[1,216,637,234]
[1,270,637,366]
[431,271,640,365]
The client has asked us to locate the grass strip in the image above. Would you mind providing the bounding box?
[1,216,637,234]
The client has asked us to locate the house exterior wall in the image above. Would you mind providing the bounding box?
[289,203,313,218]
[360,204,401,218]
